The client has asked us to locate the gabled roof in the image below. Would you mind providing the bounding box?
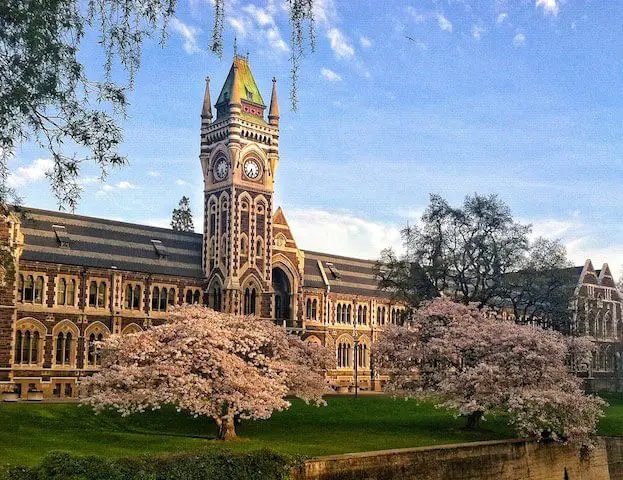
[215,56,266,108]
[18,207,204,278]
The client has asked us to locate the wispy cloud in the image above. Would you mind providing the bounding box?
[321,68,342,81]
[496,12,509,24]
[147,170,161,177]
[359,36,372,48]
[7,158,53,188]
[472,25,485,39]
[327,28,355,59]
[513,32,526,46]
[407,8,452,33]
[435,13,453,33]
[286,207,403,259]
[228,2,289,53]
[95,181,136,196]
[117,181,136,190]
[170,18,202,55]
[536,0,560,16]
[176,179,189,186]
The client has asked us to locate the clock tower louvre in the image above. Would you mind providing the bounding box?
[200,54,280,316]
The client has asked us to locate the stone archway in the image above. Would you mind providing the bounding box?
[272,267,291,321]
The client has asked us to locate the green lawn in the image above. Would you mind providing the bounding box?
[2,393,622,475]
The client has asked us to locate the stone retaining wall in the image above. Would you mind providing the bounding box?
[294,438,623,480]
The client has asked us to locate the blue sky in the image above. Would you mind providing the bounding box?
[10,0,623,273]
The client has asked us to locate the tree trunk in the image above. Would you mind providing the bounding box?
[465,411,483,430]
[217,414,237,441]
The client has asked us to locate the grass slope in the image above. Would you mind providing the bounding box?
[0,396,514,473]
[2,393,622,475]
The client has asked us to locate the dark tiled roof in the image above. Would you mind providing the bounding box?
[19,207,204,278]
[302,250,387,298]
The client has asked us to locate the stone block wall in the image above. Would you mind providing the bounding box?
[294,438,618,480]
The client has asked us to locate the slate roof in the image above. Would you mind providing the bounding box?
[18,207,204,278]
[16,208,388,295]
[302,250,386,298]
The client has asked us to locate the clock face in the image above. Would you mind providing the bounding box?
[213,158,229,181]
[243,159,261,179]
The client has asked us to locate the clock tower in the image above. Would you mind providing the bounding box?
[200,54,280,317]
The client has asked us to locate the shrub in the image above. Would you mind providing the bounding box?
[6,450,299,480]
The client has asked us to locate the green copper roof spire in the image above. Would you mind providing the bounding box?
[215,55,266,109]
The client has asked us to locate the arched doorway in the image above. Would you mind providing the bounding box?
[272,267,291,321]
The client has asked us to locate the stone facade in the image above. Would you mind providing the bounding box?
[0,56,405,399]
[573,260,623,392]
[0,56,620,400]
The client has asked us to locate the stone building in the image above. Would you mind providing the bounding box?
[0,55,620,400]
[0,55,406,399]
[572,260,623,391]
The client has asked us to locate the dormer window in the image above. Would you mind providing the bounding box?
[245,86,254,101]
[53,225,70,248]
[326,262,341,279]
[151,240,168,259]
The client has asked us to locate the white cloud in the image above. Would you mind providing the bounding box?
[228,3,289,53]
[536,0,560,16]
[320,68,342,82]
[327,28,355,59]
[406,6,426,23]
[472,25,485,39]
[170,18,202,55]
[176,179,189,186]
[242,4,273,26]
[228,17,249,37]
[313,0,337,26]
[147,170,160,177]
[286,207,403,259]
[359,36,372,48]
[513,32,526,46]
[117,181,136,190]
[7,158,53,188]
[435,13,453,32]
[496,12,508,24]
[102,185,114,192]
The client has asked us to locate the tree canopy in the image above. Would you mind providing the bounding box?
[373,298,604,446]
[81,305,333,440]
[377,193,576,329]
[171,196,194,232]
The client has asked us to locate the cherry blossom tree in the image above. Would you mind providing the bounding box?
[373,298,605,446]
[81,305,333,440]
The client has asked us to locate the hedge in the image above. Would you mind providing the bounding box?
[6,450,301,480]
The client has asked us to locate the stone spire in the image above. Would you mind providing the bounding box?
[268,77,279,126]
[229,61,241,108]
[201,76,212,121]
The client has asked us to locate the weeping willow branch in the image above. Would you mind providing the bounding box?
[209,0,316,111]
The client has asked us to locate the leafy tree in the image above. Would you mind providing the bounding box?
[378,194,577,324]
[373,298,605,446]
[81,305,333,440]
[375,248,438,307]
[498,237,576,333]
[171,196,194,232]
[2,0,316,209]
[403,194,530,308]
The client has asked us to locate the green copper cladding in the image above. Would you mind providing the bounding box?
[215,56,266,108]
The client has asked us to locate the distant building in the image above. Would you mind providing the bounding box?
[572,260,623,392]
[0,55,405,399]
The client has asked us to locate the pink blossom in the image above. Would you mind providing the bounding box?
[81,306,334,439]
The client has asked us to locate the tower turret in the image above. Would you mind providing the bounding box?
[199,54,280,318]
[201,76,213,122]
[268,77,279,126]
